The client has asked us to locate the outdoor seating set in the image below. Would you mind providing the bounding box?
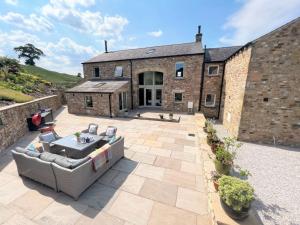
[11,123,124,200]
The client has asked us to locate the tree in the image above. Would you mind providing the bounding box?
[14,43,45,66]
[77,73,82,78]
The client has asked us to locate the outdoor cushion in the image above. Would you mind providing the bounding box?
[54,157,90,169]
[106,127,117,137]
[25,150,41,158]
[15,147,27,154]
[109,136,121,145]
[40,132,56,143]
[40,151,60,162]
[89,125,97,134]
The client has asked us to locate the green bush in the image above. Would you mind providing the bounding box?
[219,176,254,212]
[215,146,235,166]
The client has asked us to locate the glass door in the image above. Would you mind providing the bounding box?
[155,89,162,106]
[145,89,152,106]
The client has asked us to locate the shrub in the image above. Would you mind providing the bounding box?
[219,176,254,212]
[215,146,235,166]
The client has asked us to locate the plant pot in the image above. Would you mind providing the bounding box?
[169,115,173,120]
[213,180,219,191]
[159,115,164,120]
[207,136,212,145]
[214,160,231,175]
[76,136,80,142]
[137,113,141,117]
[203,127,208,133]
[220,199,250,220]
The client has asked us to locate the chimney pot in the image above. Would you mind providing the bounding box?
[104,40,108,53]
[198,25,201,34]
[195,25,202,42]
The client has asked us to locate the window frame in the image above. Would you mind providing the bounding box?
[207,65,219,76]
[119,92,128,111]
[93,67,100,78]
[114,66,123,77]
[204,94,216,107]
[174,92,183,103]
[175,62,184,78]
[85,96,93,108]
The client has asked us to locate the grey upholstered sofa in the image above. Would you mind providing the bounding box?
[12,137,124,200]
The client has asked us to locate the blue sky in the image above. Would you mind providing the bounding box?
[0,0,299,74]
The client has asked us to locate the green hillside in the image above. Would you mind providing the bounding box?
[22,65,81,88]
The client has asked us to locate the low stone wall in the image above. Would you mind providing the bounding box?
[0,95,62,152]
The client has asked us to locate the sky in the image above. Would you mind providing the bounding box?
[0,0,299,75]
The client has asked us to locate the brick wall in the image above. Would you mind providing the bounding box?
[0,95,62,152]
[238,19,300,146]
[83,54,203,113]
[221,47,252,137]
[201,62,224,118]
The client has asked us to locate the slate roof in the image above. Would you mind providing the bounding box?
[204,46,242,62]
[66,80,128,93]
[83,42,204,63]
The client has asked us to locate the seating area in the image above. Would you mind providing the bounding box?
[12,124,124,199]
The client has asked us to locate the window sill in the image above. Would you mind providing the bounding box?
[204,105,216,108]
[174,77,185,80]
[174,101,184,104]
[207,74,219,77]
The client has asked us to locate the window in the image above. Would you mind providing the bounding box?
[138,72,163,85]
[85,96,93,108]
[114,66,123,77]
[119,92,127,111]
[93,67,100,77]
[205,94,216,107]
[208,65,219,76]
[174,92,183,102]
[175,62,184,78]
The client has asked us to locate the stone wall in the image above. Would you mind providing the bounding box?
[201,62,224,118]
[238,19,300,146]
[221,47,252,137]
[0,95,62,152]
[83,54,203,113]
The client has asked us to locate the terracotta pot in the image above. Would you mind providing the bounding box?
[220,199,250,220]
[213,180,219,191]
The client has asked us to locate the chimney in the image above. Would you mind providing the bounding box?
[195,25,202,42]
[104,40,108,53]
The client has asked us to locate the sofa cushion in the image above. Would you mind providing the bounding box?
[40,132,56,143]
[25,150,41,158]
[106,127,117,137]
[54,157,90,169]
[89,124,98,134]
[40,152,59,162]
[15,147,27,154]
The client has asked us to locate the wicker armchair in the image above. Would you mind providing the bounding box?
[81,123,98,135]
[39,131,63,154]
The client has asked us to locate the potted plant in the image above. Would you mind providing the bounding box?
[214,145,235,175]
[211,140,224,154]
[204,119,210,132]
[206,128,217,145]
[136,112,141,117]
[74,132,81,142]
[211,171,222,191]
[169,112,173,120]
[159,114,164,120]
[218,176,254,220]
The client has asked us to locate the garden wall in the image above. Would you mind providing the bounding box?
[0,95,62,152]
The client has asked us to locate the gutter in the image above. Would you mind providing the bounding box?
[129,59,134,110]
[198,46,206,111]
[108,93,112,118]
[217,63,226,119]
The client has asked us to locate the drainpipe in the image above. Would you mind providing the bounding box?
[217,62,225,119]
[108,93,112,118]
[129,59,134,110]
[198,45,206,111]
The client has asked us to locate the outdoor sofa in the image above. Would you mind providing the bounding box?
[12,136,124,200]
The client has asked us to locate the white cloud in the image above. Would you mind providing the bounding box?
[0,30,97,74]
[148,30,163,37]
[42,1,128,39]
[220,0,300,45]
[0,12,53,32]
[5,0,18,5]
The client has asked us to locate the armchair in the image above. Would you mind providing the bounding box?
[39,131,63,154]
[81,123,98,135]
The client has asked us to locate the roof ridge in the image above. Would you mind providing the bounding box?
[206,46,242,50]
[105,42,199,54]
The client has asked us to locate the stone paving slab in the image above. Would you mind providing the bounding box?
[0,107,210,225]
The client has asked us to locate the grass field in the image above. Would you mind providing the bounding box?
[22,65,81,88]
[0,86,33,103]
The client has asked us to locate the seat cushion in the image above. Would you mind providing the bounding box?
[40,152,59,162]
[109,136,121,145]
[25,150,41,158]
[40,132,56,143]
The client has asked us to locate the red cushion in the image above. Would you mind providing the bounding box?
[32,113,41,126]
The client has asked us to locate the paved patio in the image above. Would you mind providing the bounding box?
[0,106,211,225]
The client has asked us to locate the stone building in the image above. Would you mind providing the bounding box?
[66,17,300,146]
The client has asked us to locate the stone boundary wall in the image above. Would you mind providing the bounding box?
[0,95,62,152]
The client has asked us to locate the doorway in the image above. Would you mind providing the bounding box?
[138,72,163,107]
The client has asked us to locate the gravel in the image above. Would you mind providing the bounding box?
[235,143,300,225]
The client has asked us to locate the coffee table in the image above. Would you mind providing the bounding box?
[52,133,104,159]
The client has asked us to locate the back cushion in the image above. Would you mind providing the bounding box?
[14,147,27,154]
[106,127,117,137]
[40,132,56,143]
[89,124,98,134]
[40,152,58,162]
